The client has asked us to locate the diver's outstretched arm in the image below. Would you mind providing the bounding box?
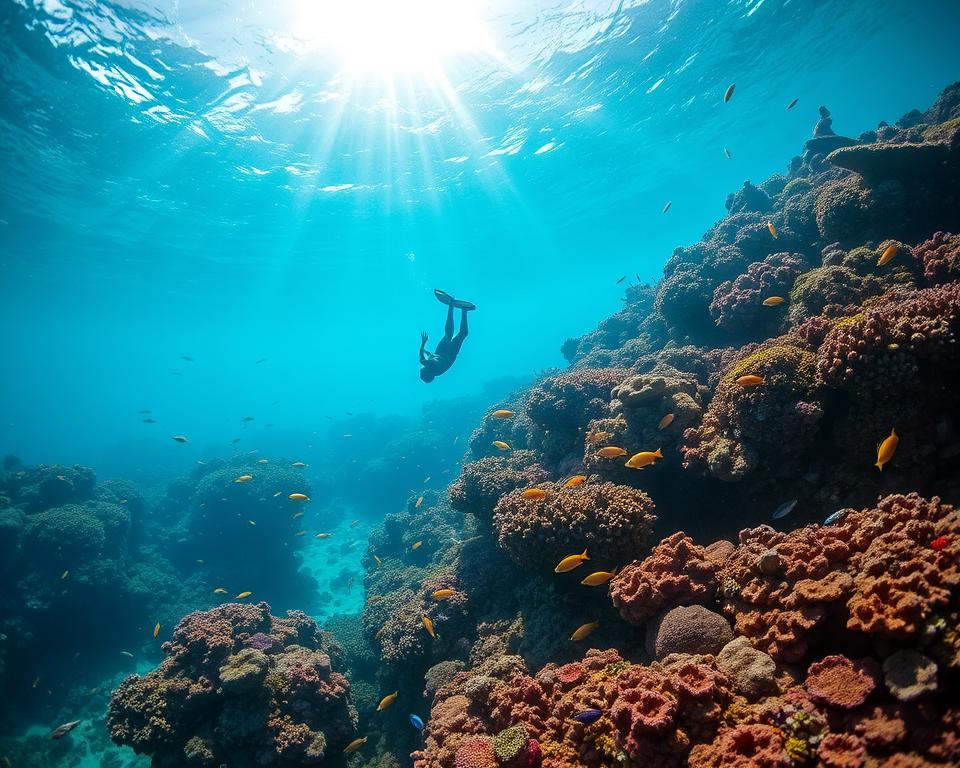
[419,331,431,364]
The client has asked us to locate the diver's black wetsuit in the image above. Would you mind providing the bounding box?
[420,290,474,383]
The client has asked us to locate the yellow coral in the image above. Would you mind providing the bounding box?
[784,734,813,762]
[726,337,817,389]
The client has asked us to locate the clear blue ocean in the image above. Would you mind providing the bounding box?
[2,1,959,766]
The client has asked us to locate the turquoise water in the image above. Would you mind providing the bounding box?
[2,0,960,765]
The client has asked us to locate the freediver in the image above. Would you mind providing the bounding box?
[419,289,476,383]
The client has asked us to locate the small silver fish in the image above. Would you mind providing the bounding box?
[50,720,81,739]
[823,510,847,526]
[772,499,798,520]
[120,651,134,658]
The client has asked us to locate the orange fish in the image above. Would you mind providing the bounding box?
[555,549,589,573]
[875,428,898,471]
[586,430,614,444]
[581,569,617,586]
[762,296,785,307]
[625,448,663,469]
[521,488,549,500]
[153,622,160,638]
[596,446,627,458]
[288,493,309,501]
[735,375,765,387]
[570,620,599,641]
[412,540,423,550]
[723,83,735,103]
[377,691,398,711]
[235,591,252,599]
[564,475,587,489]
[422,615,437,638]
[658,413,675,430]
[493,440,511,451]
[767,221,778,239]
[432,589,456,600]
[491,409,515,419]
[878,243,898,266]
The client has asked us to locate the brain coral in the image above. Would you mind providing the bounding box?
[610,532,721,624]
[492,481,655,570]
[108,602,356,766]
[449,450,549,520]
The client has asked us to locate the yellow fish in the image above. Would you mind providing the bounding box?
[172,435,188,443]
[736,374,765,387]
[422,615,437,638]
[875,428,899,471]
[294,531,306,537]
[289,493,310,501]
[377,691,399,711]
[570,620,599,641]
[432,589,456,600]
[373,555,382,566]
[581,569,617,586]
[878,243,898,266]
[762,296,785,307]
[213,588,228,594]
[291,461,307,468]
[415,495,424,509]
[153,623,160,638]
[555,549,589,573]
[493,440,511,451]
[521,488,549,500]
[767,221,778,239]
[257,459,268,465]
[658,413,675,430]
[723,83,735,103]
[564,475,586,489]
[412,540,423,550]
[491,409,515,419]
[235,591,252,599]
[315,533,332,539]
[235,475,253,483]
[61,570,69,580]
[596,446,627,458]
[344,737,367,754]
[625,448,663,469]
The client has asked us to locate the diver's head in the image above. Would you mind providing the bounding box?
[420,368,435,383]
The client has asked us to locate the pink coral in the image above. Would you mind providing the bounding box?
[804,655,879,709]
[453,736,497,768]
[449,450,549,519]
[710,253,804,334]
[610,532,720,624]
[914,231,960,284]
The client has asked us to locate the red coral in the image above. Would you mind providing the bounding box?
[805,655,879,710]
[688,724,789,768]
[913,231,960,284]
[610,532,720,624]
[818,733,868,768]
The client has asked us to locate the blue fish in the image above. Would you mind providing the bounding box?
[409,714,424,730]
[573,709,602,724]
[823,510,846,526]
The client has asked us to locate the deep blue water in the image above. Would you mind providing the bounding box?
[3,0,960,478]
[1,1,959,763]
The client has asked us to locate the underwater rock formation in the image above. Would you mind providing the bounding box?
[108,602,357,766]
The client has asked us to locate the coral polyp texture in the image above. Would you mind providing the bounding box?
[107,602,357,767]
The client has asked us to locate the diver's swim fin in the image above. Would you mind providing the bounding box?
[452,299,476,311]
[434,289,455,306]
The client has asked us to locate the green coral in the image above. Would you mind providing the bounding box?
[726,339,817,390]
[493,724,528,762]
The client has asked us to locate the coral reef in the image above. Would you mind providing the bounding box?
[108,602,357,766]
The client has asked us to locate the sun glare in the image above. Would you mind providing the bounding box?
[295,0,494,76]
